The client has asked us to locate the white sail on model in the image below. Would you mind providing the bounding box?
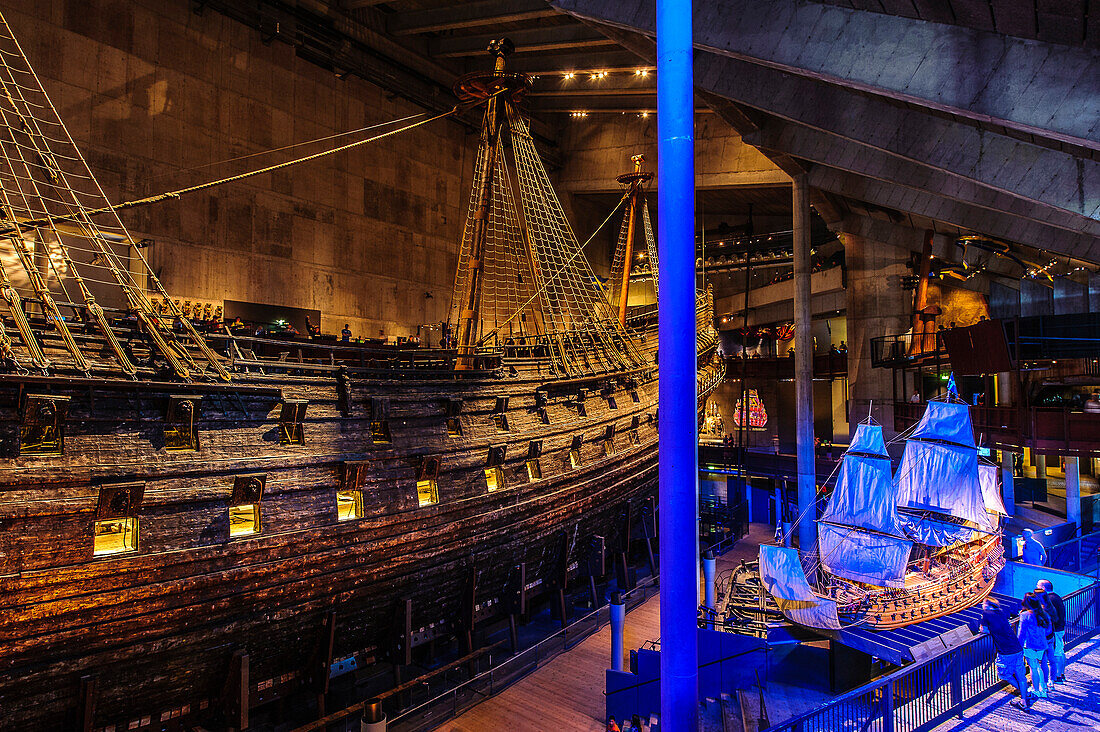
[817,423,913,588]
[894,400,988,546]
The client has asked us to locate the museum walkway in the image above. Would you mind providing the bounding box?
[435,525,779,732]
[931,633,1100,732]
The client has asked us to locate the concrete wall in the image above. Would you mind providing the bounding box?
[5,0,475,339]
[555,113,788,275]
[842,231,912,436]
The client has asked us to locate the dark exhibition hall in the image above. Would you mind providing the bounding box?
[0,1,1097,731]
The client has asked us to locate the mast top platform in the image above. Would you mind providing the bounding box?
[453,38,531,105]
[617,154,654,186]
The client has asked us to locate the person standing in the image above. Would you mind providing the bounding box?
[1018,593,1051,699]
[981,598,1031,709]
[1037,579,1067,682]
[341,323,352,342]
[1022,529,1047,566]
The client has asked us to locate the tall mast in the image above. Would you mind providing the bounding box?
[615,154,653,328]
[454,39,515,370]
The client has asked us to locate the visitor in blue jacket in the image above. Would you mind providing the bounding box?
[1018,592,1051,699]
[1022,529,1047,566]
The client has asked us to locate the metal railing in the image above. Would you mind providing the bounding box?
[1049,535,1100,578]
[377,575,661,732]
[766,581,1100,732]
[893,400,1100,454]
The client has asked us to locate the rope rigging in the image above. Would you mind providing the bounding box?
[0,5,495,382]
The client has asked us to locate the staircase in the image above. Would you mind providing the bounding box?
[1081,531,1100,576]
[700,693,745,732]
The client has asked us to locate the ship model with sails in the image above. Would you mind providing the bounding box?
[760,398,1006,631]
[0,25,720,731]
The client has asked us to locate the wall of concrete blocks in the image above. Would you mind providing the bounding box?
[556,113,789,275]
[5,0,476,339]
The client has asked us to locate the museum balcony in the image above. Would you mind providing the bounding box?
[893,401,1100,455]
[721,351,848,379]
[876,313,1100,456]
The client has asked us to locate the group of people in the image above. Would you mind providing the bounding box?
[981,579,1067,710]
[607,713,649,731]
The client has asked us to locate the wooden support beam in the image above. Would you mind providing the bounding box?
[308,611,337,718]
[76,675,97,732]
[431,26,617,57]
[389,0,558,35]
[289,644,501,732]
[393,598,413,667]
[222,650,249,732]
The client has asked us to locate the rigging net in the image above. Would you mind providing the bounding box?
[449,102,644,375]
[0,10,226,380]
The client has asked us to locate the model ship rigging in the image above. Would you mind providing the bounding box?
[760,398,1006,631]
[0,19,720,732]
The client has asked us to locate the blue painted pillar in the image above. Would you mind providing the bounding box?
[657,0,699,729]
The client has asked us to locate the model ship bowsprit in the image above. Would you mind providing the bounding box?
[0,25,721,732]
[760,399,1006,631]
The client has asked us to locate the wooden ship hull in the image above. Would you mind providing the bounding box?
[0,299,721,730]
[826,532,1005,630]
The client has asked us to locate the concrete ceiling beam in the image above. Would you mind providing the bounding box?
[808,164,1100,260]
[498,50,649,76]
[744,119,1100,240]
[429,26,617,57]
[553,0,1100,151]
[387,0,560,36]
[555,1,1100,228]
[528,87,655,97]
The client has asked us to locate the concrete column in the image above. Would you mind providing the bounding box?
[1036,453,1047,479]
[841,227,918,437]
[1001,450,1015,515]
[793,175,816,552]
[996,372,1013,406]
[656,0,699,726]
[1066,456,1081,531]
[703,552,717,612]
[610,593,626,672]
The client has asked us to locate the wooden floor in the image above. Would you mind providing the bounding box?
[435,593,659,732]
[435,525,775,732]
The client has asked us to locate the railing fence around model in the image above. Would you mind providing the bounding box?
[765,581,1100,732]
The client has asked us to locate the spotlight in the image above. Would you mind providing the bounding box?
[639,111,649,118]
[563,72,575,80]
[635,69,649,77]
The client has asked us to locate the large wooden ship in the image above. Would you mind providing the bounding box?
[760,399,1006,631]
[0,25,721,732]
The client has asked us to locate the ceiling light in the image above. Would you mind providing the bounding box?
[639,111,649,118]
[564,72,575,80]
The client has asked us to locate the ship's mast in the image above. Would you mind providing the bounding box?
[454,39,514,370]
[615,155,654,328]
